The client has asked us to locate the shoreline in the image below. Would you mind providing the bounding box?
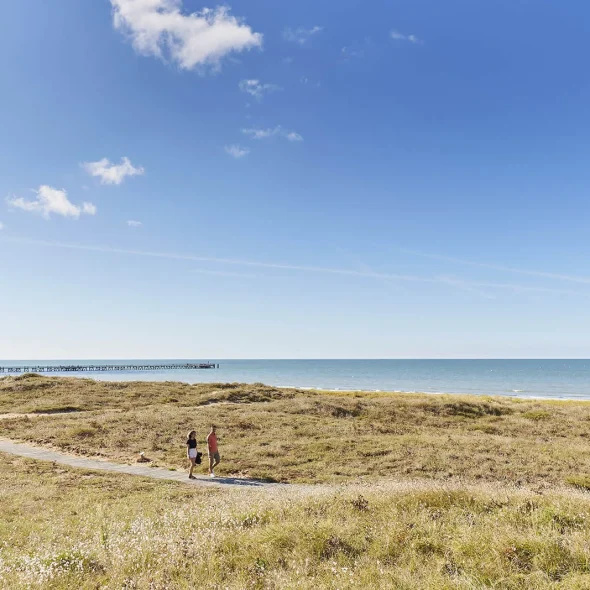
[275,384,590,403]
[3,372,590,403]
[4,359,590,401]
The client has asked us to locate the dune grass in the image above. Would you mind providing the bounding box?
[2,374,590,487]
[3,453,590,589]
[4,375,590,588]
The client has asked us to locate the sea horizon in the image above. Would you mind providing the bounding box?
[3,359,590,401]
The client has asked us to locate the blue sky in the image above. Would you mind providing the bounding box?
[1,0,590,359]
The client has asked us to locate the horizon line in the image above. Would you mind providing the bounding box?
[2,358,590,362]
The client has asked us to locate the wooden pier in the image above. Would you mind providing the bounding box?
[0,363,219,374]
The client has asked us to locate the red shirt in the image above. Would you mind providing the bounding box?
[207,432,218,453]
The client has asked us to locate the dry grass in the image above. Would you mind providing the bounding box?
[4,376,590,588]
[2,375,590,488]
[2,454,590,589]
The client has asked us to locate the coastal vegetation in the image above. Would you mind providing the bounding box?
[3,374,590,588]
[2,374,590,486]
[3,453,590,589]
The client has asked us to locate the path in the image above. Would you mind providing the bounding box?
[0,438,280,489]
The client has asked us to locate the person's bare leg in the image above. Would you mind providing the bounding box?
[189,458,195,478]
[209,455,215,475]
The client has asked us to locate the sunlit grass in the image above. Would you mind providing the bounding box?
[2,375,590,487]
[3,455,590,589]
[4,376,590,587]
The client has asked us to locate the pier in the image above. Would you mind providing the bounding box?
[0,363,219,374]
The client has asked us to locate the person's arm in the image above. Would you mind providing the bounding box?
[206,433,211,450]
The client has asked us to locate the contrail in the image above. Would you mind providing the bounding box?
[189,268,257,278]
[401,248,590,285]
[1,236,584,296]
[2,237,434,282]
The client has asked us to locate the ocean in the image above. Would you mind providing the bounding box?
[2,359,590,400]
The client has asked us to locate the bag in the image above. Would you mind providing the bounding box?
[196,451,203,465]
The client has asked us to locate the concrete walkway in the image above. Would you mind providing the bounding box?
[0,438,280,489]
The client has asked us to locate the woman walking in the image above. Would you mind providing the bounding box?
[207,424,220,478]
[186,430,198,479]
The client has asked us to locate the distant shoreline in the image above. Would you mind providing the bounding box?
[3,359,590,401]
[2,371,589,403]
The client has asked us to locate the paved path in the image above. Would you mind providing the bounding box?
[0,438,280,490]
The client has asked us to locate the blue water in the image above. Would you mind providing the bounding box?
[3,359,590,400]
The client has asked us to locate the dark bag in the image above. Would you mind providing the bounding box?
[196,451,203,465]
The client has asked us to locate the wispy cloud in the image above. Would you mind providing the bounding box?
[336,248,408,295]
[300,76,320,88]
[82,202,97,215]
[225,144,250,158]
[341,46,364,59]
[83,157,144,185]
[341,38,373,61]
[6,186,96,219]
[190,268,256,278]
[283,26,323,46]
[3,237,584,298]
[0,237,438,281]
[242,126,303,142]
[437,276,496,300]
[0,221,4,230]
[390,30,422,44]
[110,0,262,72]
[238,79,281,100]
[127,220,142,227]
[402,249,590,285]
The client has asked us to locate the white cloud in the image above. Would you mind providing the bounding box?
[341,38,373,60]
[127,220,142,227]
[82,202,97,215]
[285,131,303,142]
[111,0,263,71]
[300,76,321,88]
[390,30,421,44]
[283,26,323,46]
[242,126,303,142]
[83,157,144,185]
[341,46,361,58]
[7,186,97,219]
[238,79,280,100]
[0,222,4,230]
[242,128,274,139]
[225,144,250,158]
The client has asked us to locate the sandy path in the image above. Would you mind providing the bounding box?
[0,438,281,489]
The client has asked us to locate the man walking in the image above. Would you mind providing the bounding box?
[207,424,220,477]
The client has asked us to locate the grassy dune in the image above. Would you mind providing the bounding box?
[2,374,590,486]
[2,454,590,589]
[3,375,590,588]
